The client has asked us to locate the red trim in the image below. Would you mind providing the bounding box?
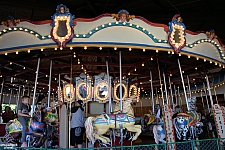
[18,14,225,47]
[74,13,111,22]
[20,19,52,25]
[135,16,169,32]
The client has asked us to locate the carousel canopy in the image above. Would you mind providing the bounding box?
[0,0,225,98]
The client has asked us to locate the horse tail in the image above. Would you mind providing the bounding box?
[153,125,159,144]
[85,117,95,144]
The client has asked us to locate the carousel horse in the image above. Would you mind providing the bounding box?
[85,95,141,145]
[113,96,135,116]
[153,119,166,144]
[152,105,166,144]
[173,96,203,140]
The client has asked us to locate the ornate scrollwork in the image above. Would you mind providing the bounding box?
[51,4,75,49]
[168,14,186,53]
[113,83,128,102]
[63,83,74,102]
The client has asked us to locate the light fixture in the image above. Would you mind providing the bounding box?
[143,49,145,52]
[41,49,44,51]
[84,46,87,50]
[99,47,102,50]
[28,50,30,53]
[128,72,130,75]
[129,48,132,51]
[195,67,197,70]
[134,68,136,71]
[78,59,80,64]
[170,74,172,76]
[196,57,199,60]
[23,67,25,69]
[188,55,190,58]
[156,50,158,53]
[179,53,181,56]
[55,48,57,50]
[70,47,73,50]
[114,47,117,50]
[172,51,174,54]
[60,47,63,50]
[204,59,206,62]
[5,53,7,56]
[142,62,144,66]
[10,62,12,65]
[16,51,19,54]
[46,75,48,77]
[168,51,171,54]
[151,58,153,61]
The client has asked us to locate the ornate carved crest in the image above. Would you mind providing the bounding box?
[168,14,186,53]
[1,16,20,27]
[206,29,217,40]
[51,4,75,49]
[111,9,135,22]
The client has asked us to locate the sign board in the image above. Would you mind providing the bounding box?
[213,104,225,138]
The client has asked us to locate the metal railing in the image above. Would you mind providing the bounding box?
[1,138,225,150]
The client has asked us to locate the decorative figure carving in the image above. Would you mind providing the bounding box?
[206,29,217,40]
[51,4,75,49]
[1,16,20,27]
[168,14,186,53]
[111,9,135,22]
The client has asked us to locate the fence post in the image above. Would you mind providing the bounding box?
[216,138,219,150]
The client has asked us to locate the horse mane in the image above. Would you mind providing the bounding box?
[85,117,95,144]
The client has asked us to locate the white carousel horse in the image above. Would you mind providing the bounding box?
[152,105,166,144]
[173,96,203,140]
[85,95,141,144]
[153,123,166,144]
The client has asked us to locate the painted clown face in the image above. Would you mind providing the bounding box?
[120,13,127,22]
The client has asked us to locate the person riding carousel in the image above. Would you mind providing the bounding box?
[17,96,31,147]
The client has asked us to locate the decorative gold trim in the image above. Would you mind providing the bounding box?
[95,81,109,102]
[114,83,127,101]
[52,15,71,43]
[63,83,74,102]
[76,82,91,101]
[129,84,137,97]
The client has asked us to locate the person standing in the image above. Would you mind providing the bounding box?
[2,106,14,123]
[70,100,85,148]
[17,96,31,147]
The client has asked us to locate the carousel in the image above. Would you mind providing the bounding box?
[0,3,225,149]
